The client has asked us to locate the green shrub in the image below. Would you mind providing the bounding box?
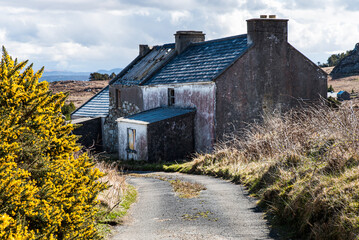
[0,47,107,239]
[61,101,76,120]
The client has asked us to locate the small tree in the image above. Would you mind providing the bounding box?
[62,101,76,120]
[328,85,334,92]
[110,72,116,79]
[0,47,106,239]
[89,72,110,81]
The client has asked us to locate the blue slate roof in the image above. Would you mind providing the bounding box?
[143,34,248,85]
[71,86,109,118]
[119,107,195,124]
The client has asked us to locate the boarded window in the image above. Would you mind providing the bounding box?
[168,88,175,106]
[115,89,121,108]
[127,128,136,152]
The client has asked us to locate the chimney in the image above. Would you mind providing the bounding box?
[174,31,205,54]
[246,15,288,45]
[139,44,151,57]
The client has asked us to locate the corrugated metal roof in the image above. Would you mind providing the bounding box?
[71,86,109,118]
[143,34,248,85]
[114,44,176,86]
[118,107,195,124]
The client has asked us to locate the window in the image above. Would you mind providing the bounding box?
[127,128,136,152]
[168,88,175,106]
[115,89,121,108]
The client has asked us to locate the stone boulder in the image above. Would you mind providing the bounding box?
[331,43,359,79]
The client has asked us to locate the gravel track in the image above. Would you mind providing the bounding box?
[110,172,276,240]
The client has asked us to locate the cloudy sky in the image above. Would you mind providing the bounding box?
[0,0,358,72]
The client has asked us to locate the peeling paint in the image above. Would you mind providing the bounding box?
[117,121,148,161]
[142,83,216,152]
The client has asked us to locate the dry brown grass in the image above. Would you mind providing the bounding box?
[95,162,127,209]
[94,161,137,237]
[129,173,206,198]
[181,101,359,239]
[329,76,359,93]
[323,67,359,94]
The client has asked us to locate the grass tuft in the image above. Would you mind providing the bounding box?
[169,179,206,198]
[94,161,137,237]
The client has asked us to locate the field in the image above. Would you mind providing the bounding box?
[325,67,359,94]
[49,80,109,108]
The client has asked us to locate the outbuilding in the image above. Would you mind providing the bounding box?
[337,90,351,101]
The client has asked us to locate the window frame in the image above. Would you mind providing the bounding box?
[168,88,175,106]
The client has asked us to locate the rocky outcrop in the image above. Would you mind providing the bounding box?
[331,43,359,79]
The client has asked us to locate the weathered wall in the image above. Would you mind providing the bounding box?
[142,83,216,152]
[103,85,143,152]
[287,44,328,101]
[147,112,195,162]
[72,117,102,151]
[117,120,148,160]
[215,41,327,140]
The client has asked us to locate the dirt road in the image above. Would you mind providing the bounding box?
[110,172,276,240]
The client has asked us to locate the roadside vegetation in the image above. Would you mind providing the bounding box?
[0,47,107,239]
[95,162,137,238]
[166,101,359,239]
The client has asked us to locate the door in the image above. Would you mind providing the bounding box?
[127,128,136,160]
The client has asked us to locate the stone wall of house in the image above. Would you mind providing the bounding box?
[147,112,195,162]
[215,20,327,140]
[103,85,142,152]
[72,117,102,151]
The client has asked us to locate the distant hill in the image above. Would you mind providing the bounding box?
[41,68,123,82]
[42,71,90,82]
[97,68,123,75]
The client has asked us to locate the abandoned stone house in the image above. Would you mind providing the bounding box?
[72,15,327,162]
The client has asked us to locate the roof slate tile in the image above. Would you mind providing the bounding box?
[71,86,109,118]
[143,35,248,85]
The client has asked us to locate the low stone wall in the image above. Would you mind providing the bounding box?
[72,117,103,151]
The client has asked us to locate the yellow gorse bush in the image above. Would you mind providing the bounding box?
[0,47,107,239]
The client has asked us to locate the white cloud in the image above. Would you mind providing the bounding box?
[0,0,358,71]
[170,11,191,24]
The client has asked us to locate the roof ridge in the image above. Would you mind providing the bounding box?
[192,33,247,46]
[146,34,247,50]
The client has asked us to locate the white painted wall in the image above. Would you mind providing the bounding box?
[117,120,148,161]
[141,82,216,152]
